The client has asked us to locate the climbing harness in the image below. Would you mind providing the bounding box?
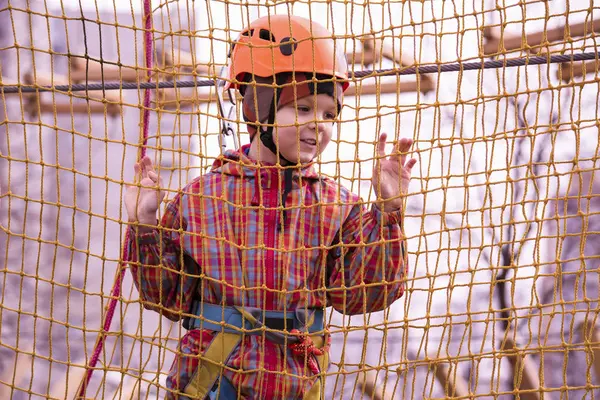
[182,303,329,400]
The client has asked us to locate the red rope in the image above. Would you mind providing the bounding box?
[288,330,331,375]
[76,1,153,397]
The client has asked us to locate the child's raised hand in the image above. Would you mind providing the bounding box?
[125,156,166,224]
[372,132,417,213]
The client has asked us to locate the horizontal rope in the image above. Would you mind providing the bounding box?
[0,51,597,95]
[4,0,600,397]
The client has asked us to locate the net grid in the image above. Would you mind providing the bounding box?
[0,0,600,399]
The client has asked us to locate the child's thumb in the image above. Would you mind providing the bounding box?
[148,170,160,183]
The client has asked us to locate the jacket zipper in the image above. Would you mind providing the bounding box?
[264,172,278,310]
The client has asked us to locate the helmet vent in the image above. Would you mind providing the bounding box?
[259,29,276,42]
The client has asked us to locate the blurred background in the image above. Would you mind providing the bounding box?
[0,0,599,398]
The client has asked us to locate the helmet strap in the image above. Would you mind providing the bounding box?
[256,74,295,231]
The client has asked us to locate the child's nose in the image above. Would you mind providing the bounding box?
[309,118,326,133]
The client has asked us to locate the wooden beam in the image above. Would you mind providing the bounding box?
[581,321,600,381]
[502,334,541,400]
[69,57,149,83]
[118,377,141,400]
[153,87,217,108]
[432,362,469,398]
[346,36,383,66]
[23,71,122,103]
[23,71,122,117]
[155,75,435,107]
[161,48,211,76]
[345,78,435,96]
[557,59,599,81]
[359,370,393,400]
[346,35,433,92]
[346,35,419,68]
[380,43,427,77]
[0,78,36,102]
[49,365,88,399]
[484,19,600,56]
[0,346,33,400]
[32,101,121,116]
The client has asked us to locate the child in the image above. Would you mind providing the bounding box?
[124,15,416,400]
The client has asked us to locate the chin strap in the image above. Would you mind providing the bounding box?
[253,74,295,231]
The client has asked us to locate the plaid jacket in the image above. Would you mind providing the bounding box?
[126,145,407,399]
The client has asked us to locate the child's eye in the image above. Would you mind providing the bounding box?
[325,112,336,120]
[297,105,310,113]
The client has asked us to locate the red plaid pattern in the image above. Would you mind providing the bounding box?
[125,144,407,399]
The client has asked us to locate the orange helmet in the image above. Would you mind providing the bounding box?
[226,15,349,91]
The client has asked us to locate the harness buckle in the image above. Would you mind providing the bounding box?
[264,317,295,331]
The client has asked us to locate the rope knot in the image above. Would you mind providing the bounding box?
[288,329,330,375]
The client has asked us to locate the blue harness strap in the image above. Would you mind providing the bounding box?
[184,302,324,335]
[182,302,327,399]
[207,376,237,400]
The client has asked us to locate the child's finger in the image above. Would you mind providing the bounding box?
[143,156,155,174]
[137,157,148,178]
[389,140,402,163]
[148,170,159,184]
[399,138,414,166]
[377,132,387,158]
[399,137,413,152]
[138,161,147,180]
[134,163,145,183]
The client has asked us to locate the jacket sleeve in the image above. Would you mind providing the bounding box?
[125,192,200,321]
[327,202,407,315]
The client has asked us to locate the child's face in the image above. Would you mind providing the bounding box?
[272,93,338,164]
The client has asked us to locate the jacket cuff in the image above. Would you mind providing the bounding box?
[127,224,160,245]
[371,204,403,226]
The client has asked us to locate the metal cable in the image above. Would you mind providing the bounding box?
[1,51,597,94]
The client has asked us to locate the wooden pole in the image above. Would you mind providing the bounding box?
[581,321,600,381]
[502,334,541,400]
[432,362,469,398]
[484,19,600,56]
[557,59,599,82]
[23,71,122,117]
[359,370,393,400]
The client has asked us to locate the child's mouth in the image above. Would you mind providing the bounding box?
[300,138,317,146]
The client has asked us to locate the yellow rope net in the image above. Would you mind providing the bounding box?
[1,0,600,398]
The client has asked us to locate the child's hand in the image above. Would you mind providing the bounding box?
[125,156,165,224]
[372,132,417,213]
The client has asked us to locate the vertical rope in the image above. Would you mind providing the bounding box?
[1,1,590,399]
[75,1,153,398]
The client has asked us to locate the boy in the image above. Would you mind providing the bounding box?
[125,15,416,400]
